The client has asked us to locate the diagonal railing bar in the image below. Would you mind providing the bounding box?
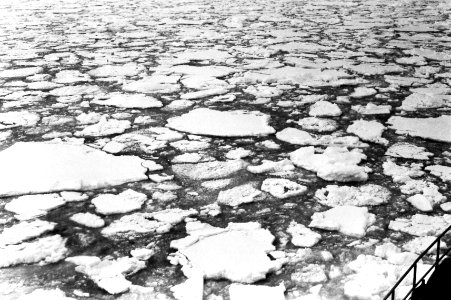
[383,224,451,300]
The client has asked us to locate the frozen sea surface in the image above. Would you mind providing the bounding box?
[0,0,450,299]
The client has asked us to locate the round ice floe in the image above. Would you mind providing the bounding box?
[167,108,275,137]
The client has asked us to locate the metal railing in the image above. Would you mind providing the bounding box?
[383,224,451,300]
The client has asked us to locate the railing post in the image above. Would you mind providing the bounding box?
[413,264,417,288]
[392,290,395,300]
[437,239,441,265]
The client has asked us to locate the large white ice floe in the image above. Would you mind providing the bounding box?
[290,146,370,182]
[172,160,247,180]
[0,142,150,197]
[389,214,451,236]
[229,283,286,300]
[68,256,146,294]
[309,206,376,237]
[0,220,56,245]
[347,120,388,145]
[315,184,390,207]
[0,111,40,130]
[92,189,147,215]
[166,108,275,137]
[261,178,307,199]
[387,115,451,143]
[0,235,68,267]
[92,93,163,109]
[5,193,66,220]
[217,183,264,207]
[287,221,321,247]
[101,208,198,237]
[169,221,285,283]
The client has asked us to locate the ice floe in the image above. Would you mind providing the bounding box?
[166,108,275,137]
[217,183,264,207]
[287,221,321,247]
[290,146,370,182]
[0,235,67,267]
[261,178,307,199]
[309,206,376,237]
[169,221,285,283]
[0,142,149,197]
[315,184,390,207]
[92,189,147,215]
[387,115,451,143]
